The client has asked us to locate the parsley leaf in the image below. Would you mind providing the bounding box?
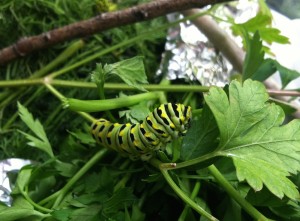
[92,56,148,92]
[17,102,54,158]
[205,79,300,199]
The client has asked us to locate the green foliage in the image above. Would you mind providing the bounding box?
[92,56,149,92]
[119,101,152,123]
[51,188,136,221]
[1,1,300,221]
[181,80,300,205]
[231,12,289,46]
[252,58,300,88]
[5,64,300,221]
[242,32,264,80]
[242,32,300,88]
[181,105,219,160]
[17,102,54,158]
[205,80,300,199]
[0,207,47,221]
[0,0,98,47]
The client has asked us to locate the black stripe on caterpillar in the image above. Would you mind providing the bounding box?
[91,103,192,160]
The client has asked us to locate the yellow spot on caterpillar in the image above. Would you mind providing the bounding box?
[134,140,140,146]
[130,128,135,133]
[119,130,124,136]
[161,112,167,118]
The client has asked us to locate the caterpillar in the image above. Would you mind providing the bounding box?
[91,103,192,161]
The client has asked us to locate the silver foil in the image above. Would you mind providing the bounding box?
[159,1,300,90]
[0,158,32,206]
[157,13,232,87]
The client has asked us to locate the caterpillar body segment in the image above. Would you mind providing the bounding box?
[91,103,192,161]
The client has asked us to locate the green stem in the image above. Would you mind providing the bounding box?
[178,181,201,221]
[3,87,45,130]
[157,79,170,104]
[0,41,84,87]
[91,82,210,92]
[192,108,203,116]
[47,12,208,78]
[97,77,117,122]
[0,39,83,88]
[183,91,194,106]
[0,89,23,109]
[31,40,85,79]
[50,149,107,208]
[0,41,83,110]
[64,92,160,112]
[44,83,65,101]
[208,165,270,221]
[22,188,52,213]
[0,78,43,87]
[150,158,218,221]
[44,83,95,122]
[38,191,59,206]
[0,79,211,92]
[48,33,154,78]
[113,160,132,192]
[162,152,219,170]
[78,111,96,122]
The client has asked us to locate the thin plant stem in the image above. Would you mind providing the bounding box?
[113,160,133,193]
[161,151,219,170]
[0,79,211,92]
[0,40,83,110]
[178,181,201,221]
[0,78,44,87]
[3,87,45,130]
[30,40,85,79]
[47,31,158,79]
[192,108,203,116]
[95,72,117,122]
[150,158,219,221]
[39,149,107,208]
[2,78,300,98]
[47,11,208,78]
[157,79,170,104]
[78,111,96,122]
[44,83,95,122]
[161,168,218,221]
[22,188,52,213]
[44,83,65,101]
[52,81,210,92]
[208,165,270,221]
[0,90,21,109]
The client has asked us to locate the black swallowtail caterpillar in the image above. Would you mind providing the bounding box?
[91,103,192,161]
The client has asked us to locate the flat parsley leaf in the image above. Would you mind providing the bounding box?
[18,102,54,158]
[104,56,148,91]
[205,79,300,199]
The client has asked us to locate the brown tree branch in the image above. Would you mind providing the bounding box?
[0,0,231,65]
